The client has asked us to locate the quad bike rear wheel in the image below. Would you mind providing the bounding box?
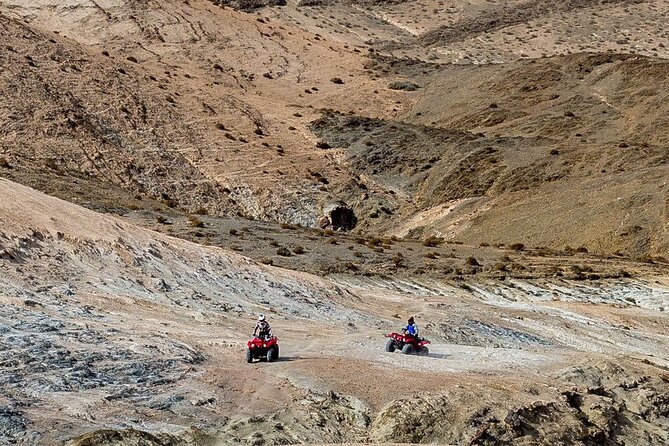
[419,346,429,356]
[402,343,415,355]
[246,348,253,363]
[385,339,396,352]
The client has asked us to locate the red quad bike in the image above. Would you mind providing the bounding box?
[385,332,430,356]
[246,336,279,363]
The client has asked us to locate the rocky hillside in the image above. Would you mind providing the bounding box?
[0,1,668,443]
[312,53,669,257]
[1,0,668,257]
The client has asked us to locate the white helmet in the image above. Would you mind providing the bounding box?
[258,314,266,322]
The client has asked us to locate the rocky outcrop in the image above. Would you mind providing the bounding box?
[320,201,357,231]
[370,361,669,446]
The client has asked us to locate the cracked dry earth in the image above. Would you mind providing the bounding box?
[1,179,668,446]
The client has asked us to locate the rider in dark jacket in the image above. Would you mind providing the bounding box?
[253,314,272,340]
[403,316,419,340]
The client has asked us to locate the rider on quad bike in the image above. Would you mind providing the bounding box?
[403,316,419,340]
[385,316,430,355]
[253,314,272,340]
[247,314,279,363]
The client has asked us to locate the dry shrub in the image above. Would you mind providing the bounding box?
[188,215,204,228]
[344,262,359,271]
[423,235,444,247]
[466,256,480,266]
[493,262,507,271]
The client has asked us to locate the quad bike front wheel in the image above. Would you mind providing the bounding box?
[266,346,278,362]
[246,348,253,363]
[402,344,415,355]
[419,346,429,356]
[385,339,396,353]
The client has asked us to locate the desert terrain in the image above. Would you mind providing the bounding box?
[0,0,668,445]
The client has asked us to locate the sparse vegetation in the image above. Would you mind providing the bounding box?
[344,262,358,271]
[44,158,58,170]
[188,216,204,228]
[423,236,444,247]
[162,198,178,208]
[493,262,508,271]
[466,256,480,266]
[388,81,420,91]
